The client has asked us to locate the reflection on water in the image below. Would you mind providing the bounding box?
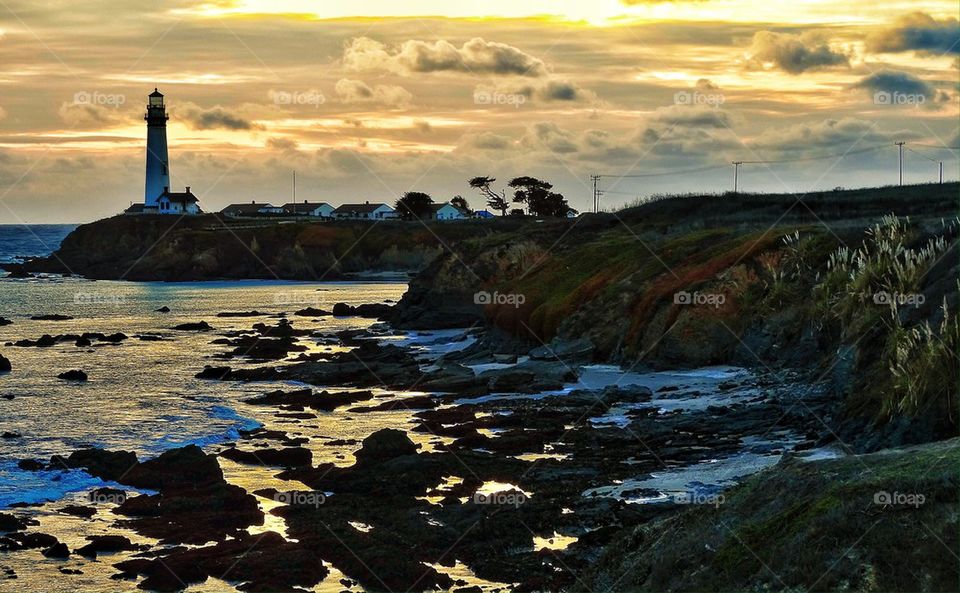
[0,278,406,508]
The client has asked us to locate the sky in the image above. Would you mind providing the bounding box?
[0,0,957,222]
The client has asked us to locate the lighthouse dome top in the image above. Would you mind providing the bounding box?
[149,88,163,97]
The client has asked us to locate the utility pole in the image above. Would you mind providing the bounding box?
[590,174,602,213]
[894,141,905,186]
[293,170,297,201]
[732,161,742,193]
[939,161,943,184]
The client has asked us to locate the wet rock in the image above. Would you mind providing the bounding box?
[16,459,43,471]
[172,321,212,331]
[216,334,306,360]
[349,395,439,412]
[220,446,312,468]
[155,306,170,313]
[58,505,96,519]
[529,337,595,363]
[0,317,11,326]
[100,332,128,343]
[216,311,267,317]
[114,531,327,593]
[246,388,375,412]
[354,429,419,466]
[75,535,143,559]
[30,314,73,321]
[0,354,9,373]
[42,542,70,559]
[74,336,92,347]
[58,568,82,575]
[57,369,88,382]
[295,307,331,317]
[14,334,56,347]
[0,513,35,532]
[332,302,393,318]
[1,432,20,439]
[52,448,139,481]
[195,365,233,380]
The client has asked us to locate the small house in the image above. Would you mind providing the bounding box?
[221,201,276,218]
[429,203,468,221]
[282,201,335,218]
[332,202,397,220]
[157,187,201,215]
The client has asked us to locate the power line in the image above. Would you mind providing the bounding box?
[597,163,728,179]
[589,141,954,209]
[737,144,888,164]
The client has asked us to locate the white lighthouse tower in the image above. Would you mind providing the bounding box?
[144,88,170,208]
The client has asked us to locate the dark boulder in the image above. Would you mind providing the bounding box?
[57,370,88,382]
[172,321,212,331]
[353,428,419,466]
[30,314,73,321]
[75,535,142,559]
[0,354,9,373]
[41,542,70,559]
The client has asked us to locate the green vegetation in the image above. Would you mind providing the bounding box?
[585,438,960,592]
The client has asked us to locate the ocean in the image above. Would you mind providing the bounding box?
[0,224,78,264]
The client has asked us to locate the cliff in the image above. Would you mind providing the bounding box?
[391,183,959,450]
[7,215,523,281]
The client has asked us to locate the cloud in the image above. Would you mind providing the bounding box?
[867,12,960,55]
[343,37,547,77]
[266,137,298,151]
[0,106,6,122]
[176,103,263,131]
[475,78,595,104]
[746,31,849,74]
[57,102,127,127]
[853,70,944,103]
[334,79,413,106]
[751,117,915,151]
[466,132,513,150]
[652,104,731,128]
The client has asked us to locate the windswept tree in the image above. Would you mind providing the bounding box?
[451,195,471,216]
[508,176,573,218]
[468,176,509,216]
[395,191,434,220]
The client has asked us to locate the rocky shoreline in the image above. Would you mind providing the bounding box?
[1,301,955,592]
[1,183,957,591]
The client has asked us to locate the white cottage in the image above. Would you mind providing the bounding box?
[282,201,335,218]
[332,202,397,220]
[429,203,468,220]
[157,187,201,215]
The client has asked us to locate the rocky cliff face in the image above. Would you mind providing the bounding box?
[8,215,508,281]
[393,183,959,451]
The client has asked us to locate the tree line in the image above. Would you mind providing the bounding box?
[394,176,577,220]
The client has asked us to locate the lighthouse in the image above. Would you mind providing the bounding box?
[143,88,170,208]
